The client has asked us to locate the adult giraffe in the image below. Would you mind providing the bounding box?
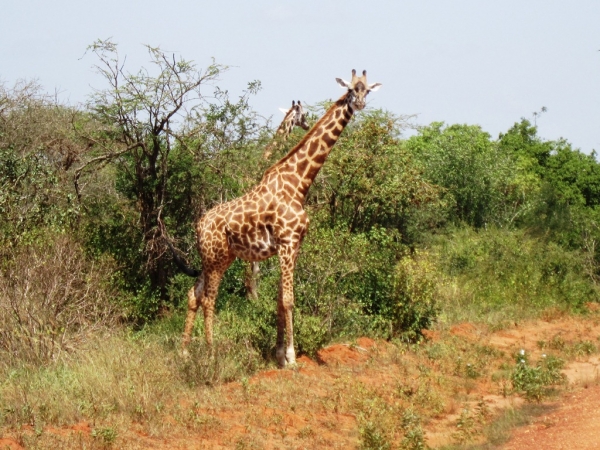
[246,100,309,299]
[182,70,381,367]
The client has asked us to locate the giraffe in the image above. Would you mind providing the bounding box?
[246,100,310,299]
[182,70,381,367]
[262,100,309,161]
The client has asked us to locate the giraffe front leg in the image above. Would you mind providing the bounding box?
[277,250,297,368]
[276,281,288,367]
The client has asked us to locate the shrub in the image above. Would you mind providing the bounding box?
[433,227,598,324]
[390,251,440,342]
[511,350,565,402]
[0,233,120,366]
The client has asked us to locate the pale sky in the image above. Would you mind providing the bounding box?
[2,1,599,153]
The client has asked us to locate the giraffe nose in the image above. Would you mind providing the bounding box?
[354,100,366,110]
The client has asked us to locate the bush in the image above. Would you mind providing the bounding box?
[511,350,566,402]
[433,227,598,324]
[390,251,440,342]
[0,233,121,366]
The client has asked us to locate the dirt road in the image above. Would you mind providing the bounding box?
[502,383,600,450]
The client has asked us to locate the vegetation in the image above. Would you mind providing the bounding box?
[1,42,600,447]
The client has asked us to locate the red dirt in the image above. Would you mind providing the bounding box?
[2,314,600,449]
[0,439,23,450]
[502,384,600,449]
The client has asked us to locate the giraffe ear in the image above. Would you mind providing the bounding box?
[279,108,289,114]
[368,82,382,92]
[336,78,351,89]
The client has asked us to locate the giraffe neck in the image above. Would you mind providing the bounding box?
[264,92,354,200]
[276,112,296,138]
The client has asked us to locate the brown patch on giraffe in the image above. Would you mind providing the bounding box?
[312,152,327,165]
[307,140,320,156]
[322,133,336,147]
[296,158,309,175]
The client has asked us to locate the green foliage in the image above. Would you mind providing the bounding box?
[358,420,392,450]
[313,110,443,240]
[406,122,523,228]
[434,227,598,324]
[400,408,428,450]
[391,251,440,342]
[451,400,491,445]
[501,120,600,209]
[92,427,118,446]
[511,350,565,402]
[0,146,70,246]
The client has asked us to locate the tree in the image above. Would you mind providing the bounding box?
[0,80,90,249]
[75,40,227,304]
[406,122,523,228]
[307,109,441,241]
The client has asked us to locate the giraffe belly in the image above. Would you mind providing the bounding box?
[227,230,277,262]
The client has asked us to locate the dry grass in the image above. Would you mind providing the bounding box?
[1,310,598,449]
[0,235,119,367]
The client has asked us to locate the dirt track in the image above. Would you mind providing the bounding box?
[502,383,600,450]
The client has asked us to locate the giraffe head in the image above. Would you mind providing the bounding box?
[280,100,309,131]
[335,69,382,111]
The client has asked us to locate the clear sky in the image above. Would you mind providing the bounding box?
[2,1,599,153]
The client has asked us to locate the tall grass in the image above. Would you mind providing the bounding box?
[0,234,120,367]
[432,227,599,326]
[0,329,264,433]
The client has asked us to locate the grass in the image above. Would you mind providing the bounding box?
[1,310,599,448]
[431,227,597,326]
[0,327,266,446]
[1,227,599,447]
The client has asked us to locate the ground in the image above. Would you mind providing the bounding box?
[503,383,600,450]
[1,311,599,449]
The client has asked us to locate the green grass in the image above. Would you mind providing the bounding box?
[431,227,598,326]
[0,327,264,436]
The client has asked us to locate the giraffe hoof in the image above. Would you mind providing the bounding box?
[286,360,298,370]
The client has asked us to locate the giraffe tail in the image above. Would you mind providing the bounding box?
[165,240,200,278]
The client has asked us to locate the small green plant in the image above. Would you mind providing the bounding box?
[453,406,477,444]
[511,350,565,402]
[391,251,440,342]
[92,426,118,446]
[572,340,597,356]
[549,334,566,350]
[359,420,392,450]
[400,408,428,450]
[451,398,491,445]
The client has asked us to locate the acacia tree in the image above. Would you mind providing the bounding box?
[75,40,226,302]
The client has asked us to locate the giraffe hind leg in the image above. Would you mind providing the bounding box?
[196,264,233,359]
[182,274,204,356]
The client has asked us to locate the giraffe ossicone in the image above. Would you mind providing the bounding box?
[182,70,381,367]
